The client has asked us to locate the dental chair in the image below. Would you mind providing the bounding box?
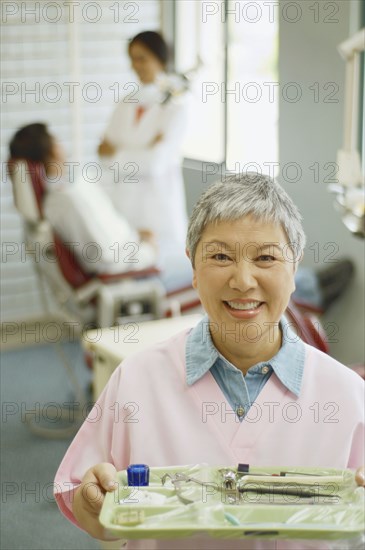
[8,159,200,328]
[7,159,200,438]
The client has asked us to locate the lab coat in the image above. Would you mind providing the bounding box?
[101,80,190,264]
[54,328,364,550]
[43,179,156,275]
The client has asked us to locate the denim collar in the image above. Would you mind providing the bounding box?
[185,314,304,397]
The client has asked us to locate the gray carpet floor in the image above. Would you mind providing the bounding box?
[1,341,100,550]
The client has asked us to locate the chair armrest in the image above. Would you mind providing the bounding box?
[74,279,101,303]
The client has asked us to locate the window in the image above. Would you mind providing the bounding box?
[172,0,279,173]
[226,0,279,173]
[174,0,226,163]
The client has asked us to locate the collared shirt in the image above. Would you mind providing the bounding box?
[185,315,305,421]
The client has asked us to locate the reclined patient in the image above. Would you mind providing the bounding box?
[8,123,159,276]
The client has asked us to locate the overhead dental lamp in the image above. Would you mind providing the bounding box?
[329,28,365,237]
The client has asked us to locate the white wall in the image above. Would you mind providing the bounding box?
[278,0,364,364]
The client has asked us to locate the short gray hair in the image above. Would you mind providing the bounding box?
[186,172,306,267]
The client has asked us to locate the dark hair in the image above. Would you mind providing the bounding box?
[129,31,169,65]
[9,123,53,163]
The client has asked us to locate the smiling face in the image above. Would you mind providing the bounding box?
[191,215,296,367]
[129,42,164,84]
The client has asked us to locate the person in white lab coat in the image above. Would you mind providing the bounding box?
[98,31,192,289]
[9,123,157,275]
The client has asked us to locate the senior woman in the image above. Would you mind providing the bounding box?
[54,174,364,549]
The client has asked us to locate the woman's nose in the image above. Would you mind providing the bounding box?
[228,260,258,291]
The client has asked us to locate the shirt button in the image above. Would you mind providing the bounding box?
[261,365,270,374]
[236,406,245,418]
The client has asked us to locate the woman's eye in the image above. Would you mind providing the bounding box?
[258,255,275,262]
[212,253,231,262]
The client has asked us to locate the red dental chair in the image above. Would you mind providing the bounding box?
[7,158,202,438]
[8,159,200,328]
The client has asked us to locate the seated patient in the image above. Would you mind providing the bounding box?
[54,173,364,550]
[8,123,157,275]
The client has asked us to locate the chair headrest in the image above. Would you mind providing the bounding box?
[8,159,47,223]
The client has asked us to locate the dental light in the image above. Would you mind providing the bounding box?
[329,28,365,238]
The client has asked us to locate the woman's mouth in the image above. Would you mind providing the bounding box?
[225,300,262,310]
[223,300,264,318]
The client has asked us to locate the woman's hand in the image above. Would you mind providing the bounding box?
[72,462,119,540]
[355,466,365,487]
[98,139,116,157]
